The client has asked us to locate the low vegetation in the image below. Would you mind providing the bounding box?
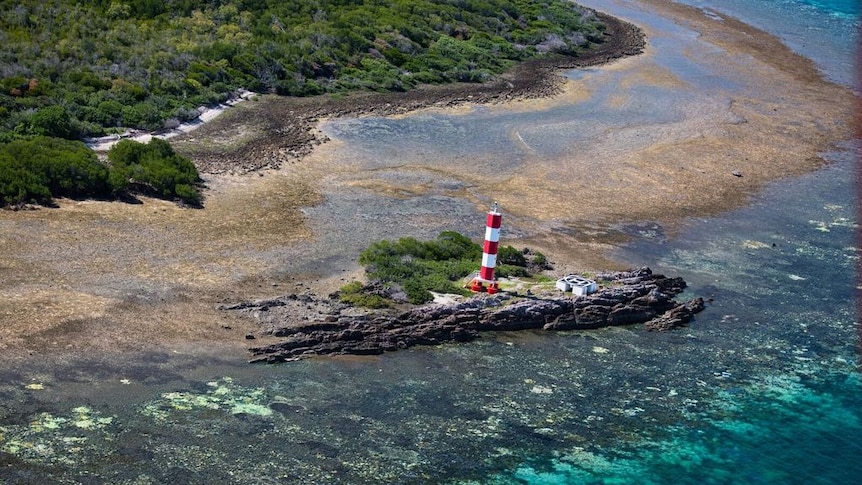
[341,231,549,306]
[0,137,202,207]
[107,138,203,204]
[0,0,605,140]
[337,281,394,309]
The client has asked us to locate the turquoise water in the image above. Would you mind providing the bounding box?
[491,148,861,484]
[674,0,859,87]
[1,1,859,483]
[1,155,857,483]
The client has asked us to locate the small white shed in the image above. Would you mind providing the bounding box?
[555,275,597,296]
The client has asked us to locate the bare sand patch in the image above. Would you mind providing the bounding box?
[0,163,321,360]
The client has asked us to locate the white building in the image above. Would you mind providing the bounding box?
[555,275,598,296]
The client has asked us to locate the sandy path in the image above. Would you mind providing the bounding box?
[0,2,855,362]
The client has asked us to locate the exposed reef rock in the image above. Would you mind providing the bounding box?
[224,268,704,363]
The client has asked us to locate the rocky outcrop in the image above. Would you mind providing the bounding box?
[225,268,705,363]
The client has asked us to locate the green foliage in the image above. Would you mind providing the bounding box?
[496,264,530,278]
[0,150,52,205]
[532,250,549,268]
[498,245,527,266]
[0,0,607,139]
[0,135,202,207]
[107,138,202,204]
[27,106,79,138]
[340,281,364,294]
[358,230,512,305]
[338,281,393,309]
[0,136,109,205]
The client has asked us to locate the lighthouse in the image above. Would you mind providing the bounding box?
[470,202,502,294]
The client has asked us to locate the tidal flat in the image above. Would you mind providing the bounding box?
[0,0,859,482]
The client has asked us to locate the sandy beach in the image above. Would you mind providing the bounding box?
[0,1,855,363]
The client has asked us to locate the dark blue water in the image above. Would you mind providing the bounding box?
[1,1,859,483]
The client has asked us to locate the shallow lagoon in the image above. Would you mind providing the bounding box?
[1,152,859,484]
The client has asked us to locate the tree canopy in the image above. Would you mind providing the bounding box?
[0,136,109,205]
[0,137,202,207]
[0,0,605,139]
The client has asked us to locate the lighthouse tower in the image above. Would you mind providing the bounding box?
[470,202,502,294]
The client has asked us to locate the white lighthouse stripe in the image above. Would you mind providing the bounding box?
[484,227,500,242]
[482,253,497,268]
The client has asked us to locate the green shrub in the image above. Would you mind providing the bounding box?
[0,151,52,205]
[0,136,110,204]
[107,138,202,204]
[532,251,549,269]
[354,230,531,305]
[27,106,78,138]
[0,135,203,207]
[340,281,364,294]
[338,280,393,308]
[496,264,530,278]
[498,245,527,266]
[340,292,393,309]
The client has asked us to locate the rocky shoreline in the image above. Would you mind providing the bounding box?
[223,268,705,363]
[178,11,646,174]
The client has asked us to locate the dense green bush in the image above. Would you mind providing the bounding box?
[355,231,534,305]
[0,151,52,205]
[0,136,202,207]
[358,231,481,304]
[0,0,606,139]
[531,250,550,269]
[0,136,109,205]
[498,245,527,266]
[107,138,203,204]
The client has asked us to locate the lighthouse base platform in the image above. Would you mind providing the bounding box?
[468,278,499,294]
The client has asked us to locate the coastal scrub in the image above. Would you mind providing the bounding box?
[0,0,606,140]
[0,137,202,207]
[346,231,546,305]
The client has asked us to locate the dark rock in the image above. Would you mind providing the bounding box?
[228,268,706,363]
[607,305,657,326]
[269,402,304,415]
[644,297,706,331]
[574,305,611,328]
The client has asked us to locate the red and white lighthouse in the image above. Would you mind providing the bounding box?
[470,202,502,294]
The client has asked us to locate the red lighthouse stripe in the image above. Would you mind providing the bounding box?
[473,204,503,287]
[483,240,498,254]
[479,266,495,281]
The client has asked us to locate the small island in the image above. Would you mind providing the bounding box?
[221,229,705,363]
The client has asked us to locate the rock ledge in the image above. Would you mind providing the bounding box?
[223,268,704,363]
